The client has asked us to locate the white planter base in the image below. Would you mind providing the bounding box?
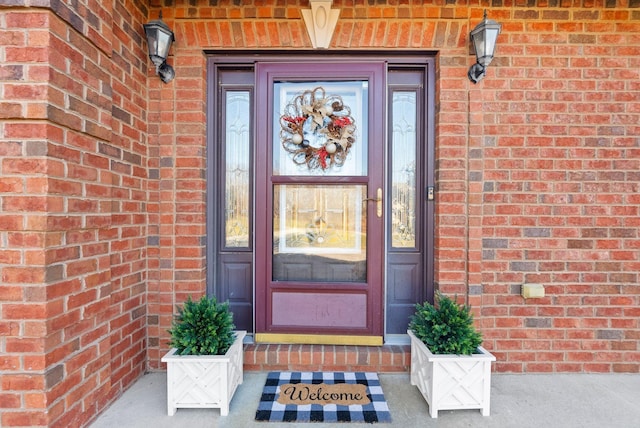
[408,330,495,418]
[161,330,246,416]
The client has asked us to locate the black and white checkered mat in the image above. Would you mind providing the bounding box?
[255,371,391,423]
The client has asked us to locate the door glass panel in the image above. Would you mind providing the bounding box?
[391,91,417,248]
[273,185,367,282]
[224,91,251,248]
[273,81,368,176]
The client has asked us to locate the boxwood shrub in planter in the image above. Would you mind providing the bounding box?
[162,296,246,416]
[408,293,495,418]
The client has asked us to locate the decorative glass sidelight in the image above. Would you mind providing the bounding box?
[391,91,417,248]
[273,81,368,176]
[272,185,367,282]
[224,91,251,248]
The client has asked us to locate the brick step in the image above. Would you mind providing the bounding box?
[243,343,410,373]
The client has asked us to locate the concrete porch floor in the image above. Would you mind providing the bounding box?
[90,371,640,428]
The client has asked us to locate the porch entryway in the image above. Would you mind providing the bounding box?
[207,53,435,346]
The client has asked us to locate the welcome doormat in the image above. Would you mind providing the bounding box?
[255,371,392,423]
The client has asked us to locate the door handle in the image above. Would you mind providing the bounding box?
[363,188,382,218]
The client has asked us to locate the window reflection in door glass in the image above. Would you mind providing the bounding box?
[272,185,367,282]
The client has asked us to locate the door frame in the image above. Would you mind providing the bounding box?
[206,52,436,343]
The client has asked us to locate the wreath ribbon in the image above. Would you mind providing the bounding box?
[280,87,356,170]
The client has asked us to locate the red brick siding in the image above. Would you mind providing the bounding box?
[0,0,149,426]
[472,6,640,373]
[145,51,208,369]
[107,0,149,415]
[1,9,60,426]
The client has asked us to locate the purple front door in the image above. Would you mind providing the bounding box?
[254,62,386,344]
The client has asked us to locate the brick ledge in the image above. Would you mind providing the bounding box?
[244,343,410,373]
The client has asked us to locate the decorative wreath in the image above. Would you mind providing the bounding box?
[280,87,356,170]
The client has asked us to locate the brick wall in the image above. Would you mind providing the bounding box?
[0,0,149,426]
[145,30,208,371]
[108,0,149,407]
[468,6,640,373]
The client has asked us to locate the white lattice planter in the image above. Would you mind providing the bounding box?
[161,330,246,416]
[408,330,495,418]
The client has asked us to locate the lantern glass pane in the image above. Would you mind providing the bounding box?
[145,29,158,56]
[483,28,499,59]
[472,32,485,62]
[156,31,172,58]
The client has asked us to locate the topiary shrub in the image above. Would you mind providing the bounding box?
[409,293,482,355]
[168,296,236,356]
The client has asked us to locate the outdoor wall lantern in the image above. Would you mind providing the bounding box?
[468,10,501,84]
[144,14,175,83]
